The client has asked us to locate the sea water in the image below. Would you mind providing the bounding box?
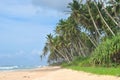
[0,65,43,71]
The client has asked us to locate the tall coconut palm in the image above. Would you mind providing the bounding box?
[68,0,99,47]
[41,34,71,63]
[99,0,120,28]
[41,0,120,64]
[56,17,89,57]
[93,0,115,36]
[86,0,101,37]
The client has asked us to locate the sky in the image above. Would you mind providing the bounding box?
[0,0,72,66]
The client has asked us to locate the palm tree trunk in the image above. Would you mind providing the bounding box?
[70,46,74,59]
[65,47,73,61]
[99,0,120,28]
[72,42,81,56]
[62,48,71,63]
[87,35,97,47]
[78,38,88,55]
[93,0,115,36]
[87,1,101,37]
[78,41,86,57]
[54,47,70,63]
[84,26,98,47]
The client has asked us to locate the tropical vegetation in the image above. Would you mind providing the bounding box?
[62,65,120,76]
[41,0,120,67]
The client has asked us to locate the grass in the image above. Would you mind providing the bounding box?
[61,56,120,76]
[63,65,120,76]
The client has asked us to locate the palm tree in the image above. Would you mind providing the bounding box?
[93,0,115,36]
[68,0,99,47]
[99,0,120,28]
[41,34,71,63]
[41,0,120,64]
[86,0,101,37]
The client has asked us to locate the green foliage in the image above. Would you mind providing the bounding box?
[91,35,120,67]
[58,0,120,76]
[41,0,120,66]
[63,66,120,76]
[61,56,91,67]
[62,56,120,76]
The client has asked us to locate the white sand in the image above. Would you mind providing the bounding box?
[0,66,120,80]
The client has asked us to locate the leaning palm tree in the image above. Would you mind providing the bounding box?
[86,0,101,37]
[41,0,120,64]
[93,0,115,36]
[99,0,120,28]
[41,34,71,63]
[68,0,99,47]
[56,17,92,57]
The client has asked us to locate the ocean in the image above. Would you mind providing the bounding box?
[0,65,43,71]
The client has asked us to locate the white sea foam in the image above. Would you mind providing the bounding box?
[0,65,43,71]
[0,66,19,70]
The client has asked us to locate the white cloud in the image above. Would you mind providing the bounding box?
[35,8,67,18]
[0,0,68,20]
[32,0,72,11]
[0,0,70,65]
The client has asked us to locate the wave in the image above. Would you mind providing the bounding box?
[0,66,19,70]
[0,65,42,71]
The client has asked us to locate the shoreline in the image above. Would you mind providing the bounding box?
[0,65,50,72]
[0,66,119,80]
[0,66,56,73]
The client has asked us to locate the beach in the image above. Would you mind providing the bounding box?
[0,66,120,80]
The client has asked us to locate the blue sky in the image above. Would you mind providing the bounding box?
[0,0,72,66]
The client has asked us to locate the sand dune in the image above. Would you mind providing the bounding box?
[0,66,120,80]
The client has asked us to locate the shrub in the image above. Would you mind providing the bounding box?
[90,35,120,67]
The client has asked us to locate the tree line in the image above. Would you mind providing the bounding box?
[41,0,120,66]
